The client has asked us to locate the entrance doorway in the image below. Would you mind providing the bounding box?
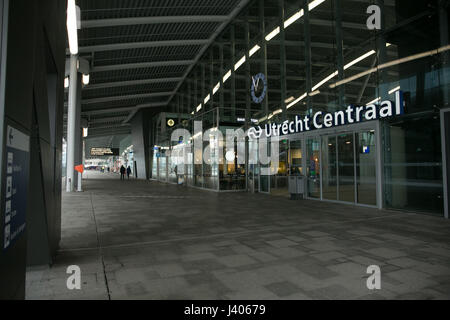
[258,138,304,196]
[440,108,450,219]
[258,122,381,208]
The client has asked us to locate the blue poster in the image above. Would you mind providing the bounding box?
[3,126,29,250]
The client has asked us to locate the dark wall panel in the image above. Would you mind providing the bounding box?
[0,0,65,299]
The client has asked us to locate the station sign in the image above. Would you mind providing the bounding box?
[248,91,404,139]
[90,147,119,156]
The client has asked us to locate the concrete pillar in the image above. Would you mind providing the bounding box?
[66,54,78,192]
[259,0,269,117]
[73,75,82,190]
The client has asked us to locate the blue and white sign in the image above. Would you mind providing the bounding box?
[3,126,29,250]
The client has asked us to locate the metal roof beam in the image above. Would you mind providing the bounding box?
[167,0,252,106]
[91,60,194,73]
[81,102,167,116]
[77,39,209,54]
[82,91,174,105]
[81,16,229,28]
[84,77,183,90]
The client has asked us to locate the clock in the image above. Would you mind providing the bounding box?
[251,73,267,104]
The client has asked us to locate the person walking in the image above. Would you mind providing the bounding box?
[127,166,132,179]
[120,165,126,180]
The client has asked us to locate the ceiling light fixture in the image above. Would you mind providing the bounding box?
[67,0,79,55]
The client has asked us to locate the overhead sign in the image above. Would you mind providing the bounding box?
[248,91,404,139]
[3,125,30,250]
[90,147,119,156]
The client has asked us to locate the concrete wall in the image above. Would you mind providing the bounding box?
[0,0,65,299]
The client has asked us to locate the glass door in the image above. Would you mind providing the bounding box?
[356,130,377,205]
[289,139,303,176]
[337,133,355,202]
[259,140,270,193]
[270,139,289,197]
[306,137,321,198]
[322,135,338,200]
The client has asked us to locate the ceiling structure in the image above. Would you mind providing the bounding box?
[66,0,251,138]
[66,0,401,140]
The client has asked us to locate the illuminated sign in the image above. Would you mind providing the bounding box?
[90,147,119,156]
[251,73,267,104]
[248,91,404,139]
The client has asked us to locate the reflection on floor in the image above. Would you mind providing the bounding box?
[26,170,450,300]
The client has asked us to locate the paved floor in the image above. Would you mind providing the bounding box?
[26,170,450,300]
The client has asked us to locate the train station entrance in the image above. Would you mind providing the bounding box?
[258,121,381,209]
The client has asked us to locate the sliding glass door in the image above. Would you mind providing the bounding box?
[305,126,378,207]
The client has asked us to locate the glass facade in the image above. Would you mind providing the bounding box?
[150,0,449,216]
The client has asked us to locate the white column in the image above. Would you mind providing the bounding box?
[66,54,78,192]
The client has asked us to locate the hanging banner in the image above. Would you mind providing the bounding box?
[3,125,30,250]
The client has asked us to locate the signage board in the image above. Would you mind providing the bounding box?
[248,91,404,139]
[2,126,29,250]
[90,147,119,156]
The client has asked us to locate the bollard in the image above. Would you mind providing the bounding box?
[77,172,82,192]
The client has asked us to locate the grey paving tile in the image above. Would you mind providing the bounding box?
[265,281,302,297]
[25,171,450,300]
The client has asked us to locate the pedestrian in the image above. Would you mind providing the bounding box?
[120,165,126,180]
[127,166,131,179]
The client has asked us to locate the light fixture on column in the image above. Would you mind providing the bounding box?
[67,0,80,55]
[64,77,69,88]
[82,74,90,85]
[83,128,88,138]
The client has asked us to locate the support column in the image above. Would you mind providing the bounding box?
[230,25,236,120]
[177,94,181,124]
[188,81,191,115]
[376,0,388,100]
[245,19,251,129]
[210,50,214,110]
[194,70,198,114]
[304,1,313,115]
[73,75,82,190]
[201,62,205,112]
[245,17,251,191]
[279,0,287,120]
[66,54,78,192]
[219,42,224,119]
[334,0,345,110]
[259,0,269,116]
